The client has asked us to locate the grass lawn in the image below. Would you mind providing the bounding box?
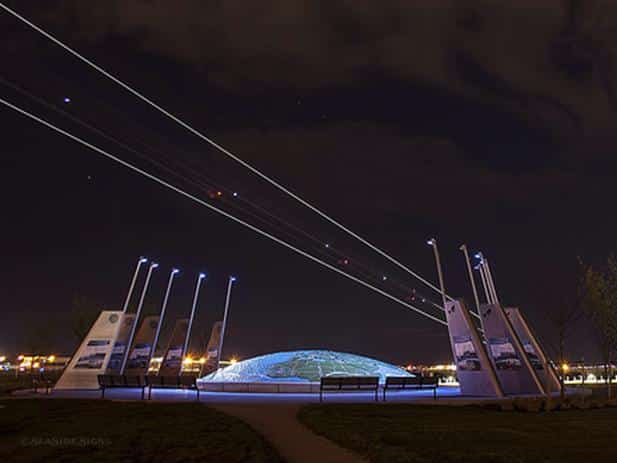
[298,403,617,463]
[0,399,283,463]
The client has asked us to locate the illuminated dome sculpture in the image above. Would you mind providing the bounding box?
[200,350,412,384]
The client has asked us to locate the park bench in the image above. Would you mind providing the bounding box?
[145,375,200,401]
[383,376,438,401]
[319,376,379,402]
[31,373,53,395]
[97,374,147,400]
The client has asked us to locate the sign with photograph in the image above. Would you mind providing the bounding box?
[481,303,545,395]
[55,310,126,390]
[444,300,503,397]
[74,340,110,369]
[158,318,189,376]
[488,337,522,370]
[106,314,135,373]
[125,315,160,375]
[453,335,481,371]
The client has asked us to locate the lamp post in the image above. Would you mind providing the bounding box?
[148,268,179,375]
[121,261,158,374]
[182,273,206,365]
[217,276,237,369]
[460,244,482,324]
[122,257,148,313]
[483,258,500,305]
[427,239,447,308]
[475,260,492,304]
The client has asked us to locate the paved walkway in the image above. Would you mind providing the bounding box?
[214,403,365,463]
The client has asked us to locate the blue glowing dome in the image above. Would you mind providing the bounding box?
[201,350,412,384]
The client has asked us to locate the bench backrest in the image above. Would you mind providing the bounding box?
[385,376,421,386]
[97,374,113,387]
[178,375,197,387]
[421,376,438,386]
[124,375,146,387]
[320,376,379,388]
[146,375,164,386]
[110,374,126,387]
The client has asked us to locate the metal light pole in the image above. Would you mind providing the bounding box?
[148,268,179,375]
[483,258,500,305]
[476,261,492,304]
[121,261,158,374]
[460,244,481,316]
[427,239,447,308]
[122,257,148,313]
[182,273,206,363]
[217,276,237,369]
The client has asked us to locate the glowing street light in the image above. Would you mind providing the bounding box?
[217,276,237,369]
[427,239,447,308]
[149,267,180,374]
[121,261,158,374]
[122,257,148,313]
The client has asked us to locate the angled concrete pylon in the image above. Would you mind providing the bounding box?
[55,310,126,390]
[124,315,160,376]
[505,307,561,394]
[445,299,503,397]
[481,303,545,395]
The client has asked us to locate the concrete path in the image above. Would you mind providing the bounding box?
[214,403,365,463]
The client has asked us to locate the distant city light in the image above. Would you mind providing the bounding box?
[47,355,55,362]
[325,243,330,248]
[63,97,71,103]
[382,276,387,281]
[230,357,238,365]
[0,356,5,363]
[562,363,570,372]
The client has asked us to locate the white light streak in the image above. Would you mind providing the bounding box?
[0,97,447,327]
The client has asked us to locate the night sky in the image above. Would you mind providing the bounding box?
[2,1,616,365]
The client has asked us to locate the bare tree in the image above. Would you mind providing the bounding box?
[548,296,582,400]
[581,256,617,399]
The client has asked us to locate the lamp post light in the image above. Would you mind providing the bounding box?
[122,257,148,313]
[460,244,482,324]
[121,261,158,374]
[148,268,179,374]
[217,276,237,369]
[427,239,447,308]
[183,273,206,364]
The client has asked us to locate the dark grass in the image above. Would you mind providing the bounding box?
[298,403,617,463]
[0,399,283,463]
[0,371,62,396]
